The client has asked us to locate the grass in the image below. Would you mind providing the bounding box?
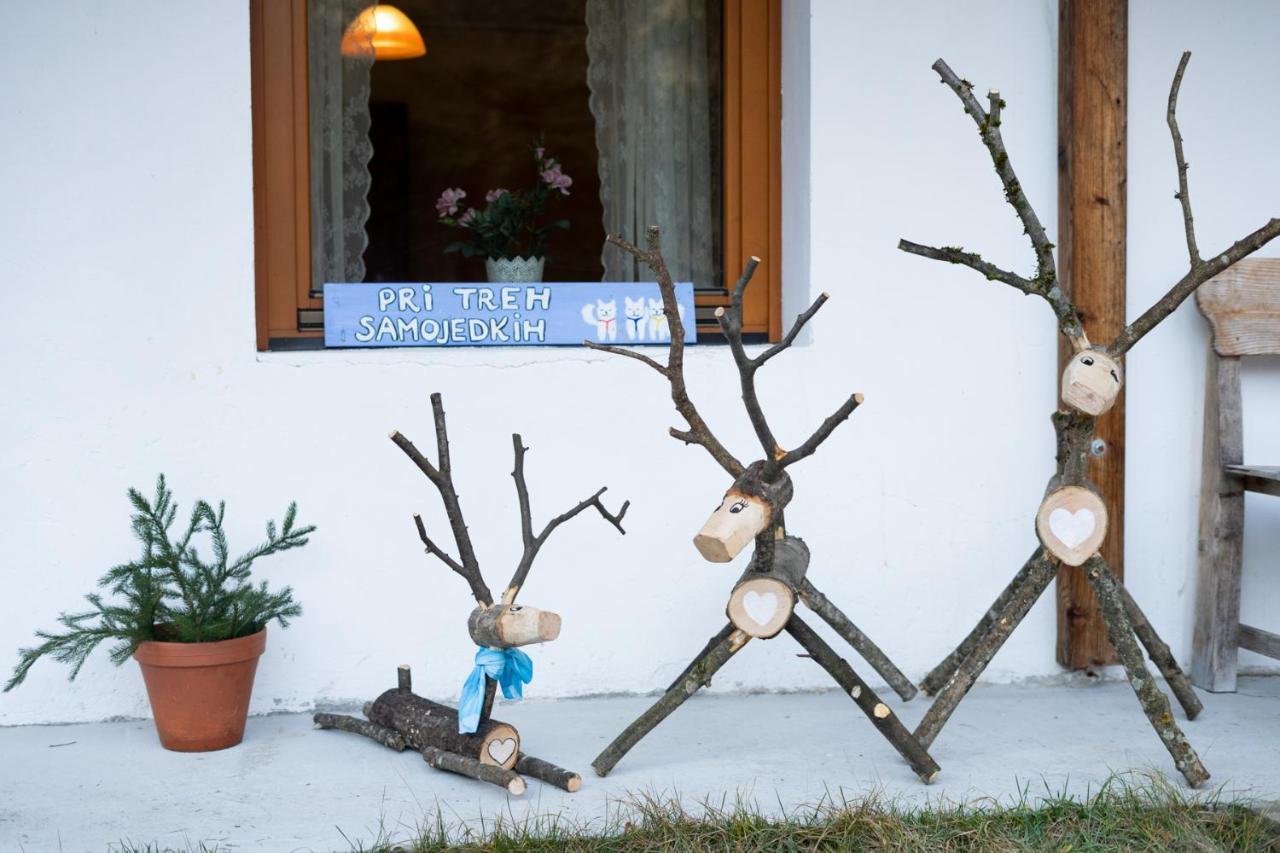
[106,774,1280,852]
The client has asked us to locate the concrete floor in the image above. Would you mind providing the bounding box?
[1,677,1278,852]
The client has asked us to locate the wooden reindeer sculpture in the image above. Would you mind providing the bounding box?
[585,228,940,783]
[315,393,628,794]
[898,54,1280,787]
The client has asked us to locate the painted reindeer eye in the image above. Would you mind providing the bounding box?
[729,500,747,514]
[509,605,523,612]
[1081,356,1095,366]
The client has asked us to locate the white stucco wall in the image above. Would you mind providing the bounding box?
[2,0,1276,726]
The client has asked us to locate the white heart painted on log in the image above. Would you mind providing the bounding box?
[743,590,778,626]
[487,737,517,765]
[1049,507,1096,549]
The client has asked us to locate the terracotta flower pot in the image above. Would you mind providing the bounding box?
[133,628,267,752]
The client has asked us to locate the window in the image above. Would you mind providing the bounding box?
[251,0,781,350]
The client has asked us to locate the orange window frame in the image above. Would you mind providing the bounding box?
[250,0,782,350]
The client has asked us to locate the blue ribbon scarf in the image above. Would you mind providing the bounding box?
[457,646,533,734]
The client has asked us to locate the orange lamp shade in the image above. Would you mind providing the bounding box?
[341,5,426,61]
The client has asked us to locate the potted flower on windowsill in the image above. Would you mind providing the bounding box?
[5,475,314,752]
[437,141,572,283]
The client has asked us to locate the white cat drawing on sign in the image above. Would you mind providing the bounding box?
[581,298,618,341]
[623,296,647,340]
[647,298,686,340]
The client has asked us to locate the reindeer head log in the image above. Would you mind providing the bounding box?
[693,462,794,563]
[1061,348,1123,416]
[468,604,562,648]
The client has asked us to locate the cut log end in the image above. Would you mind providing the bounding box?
[853,393,865,404]
[1036,485,1108,567]
[507,776,527,795]
[727,576,796,639]
[479,723,520,769]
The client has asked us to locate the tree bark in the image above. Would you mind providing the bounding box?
[919,549,1043,697]
[516,753,582,792]
[421,746,526,794]
[367,688,520,769]
[797,578,917,702]
[1117,579,1202,720]
[1085,558,1209,787]
[784,614,939,783]
[915,552,1058,749]
[313,713,406,751]
[591,623,750,777]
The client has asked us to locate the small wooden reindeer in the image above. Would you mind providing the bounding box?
[898,54,1280,787]
[585,229,939,783]
[315,393,628,794]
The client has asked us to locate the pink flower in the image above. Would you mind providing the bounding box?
[540,164,572,195]
[457,208,478,227]
[435,188,466,217]
[485,188,508,203]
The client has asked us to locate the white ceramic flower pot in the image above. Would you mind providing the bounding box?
[485,256,545,283]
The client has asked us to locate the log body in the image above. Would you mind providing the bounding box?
[366,688,520,769]
[726,536,810,638]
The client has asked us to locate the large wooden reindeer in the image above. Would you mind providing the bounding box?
[315,393,628,794]
[585,228,939,783]
[898,54,1280,787]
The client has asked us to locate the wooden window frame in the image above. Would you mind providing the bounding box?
[251,0,783,350]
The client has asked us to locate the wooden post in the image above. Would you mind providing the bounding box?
[1056,0,1127,668]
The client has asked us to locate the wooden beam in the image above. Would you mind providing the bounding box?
[1056,0,1127,668]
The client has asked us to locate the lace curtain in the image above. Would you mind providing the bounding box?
[585,0,717,288]
[308,0,375,290]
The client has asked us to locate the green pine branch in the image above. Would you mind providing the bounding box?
[5,474,315,690]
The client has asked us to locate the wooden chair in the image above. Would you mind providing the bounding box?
[1192,258,1280,692]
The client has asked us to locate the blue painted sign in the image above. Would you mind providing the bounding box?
[322,282,697,348]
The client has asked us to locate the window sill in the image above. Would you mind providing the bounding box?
[255,334,778,369]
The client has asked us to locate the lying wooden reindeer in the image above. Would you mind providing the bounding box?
[585,228,939,783]
[315,393,628,794]
[898,53,1280,787]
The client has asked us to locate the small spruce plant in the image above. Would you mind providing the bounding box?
[5,475,314,690]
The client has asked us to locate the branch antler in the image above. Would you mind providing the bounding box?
[715,260,863,474]
[589,227,862,479]
[584,226,746,478]
[391,393,493,606]
[898,60,1085,344]
[900,54,1280,359]
[502,434,629,605]
[1108,52,1280,357]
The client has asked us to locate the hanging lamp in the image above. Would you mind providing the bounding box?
[341,5,426,61]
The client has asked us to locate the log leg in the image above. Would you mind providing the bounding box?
[313,713,407,751]
[784,614,940,783]
[919,548,1044,696]
[797,579,917,701]
[914,551,1057,749]
[591,623,750,777]
[479,676,498,727]
[1085,558,1210,788]
[422,746,526,794]
[1117,578,1203,720]
[516,753,582,792]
